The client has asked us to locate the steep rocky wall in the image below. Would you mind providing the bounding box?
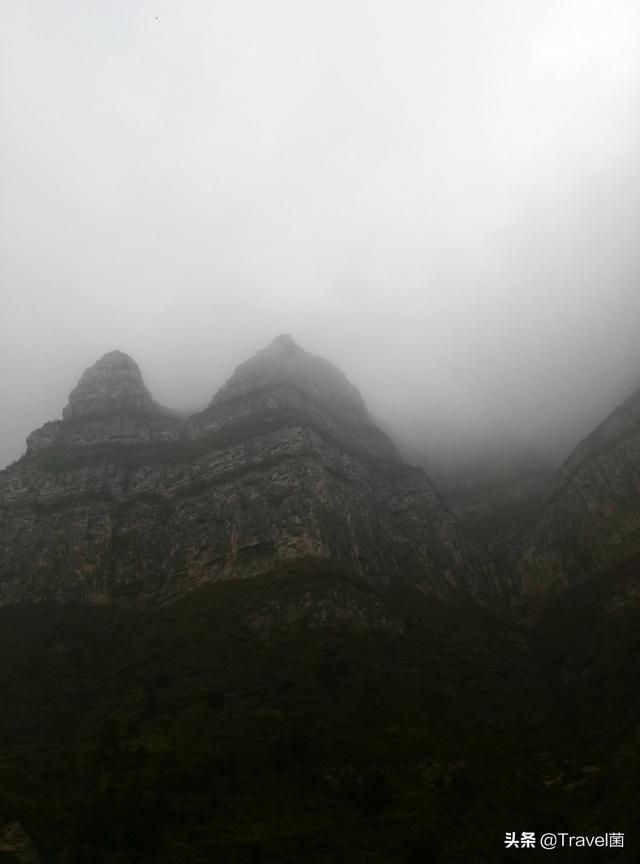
[0,338,495,608]
[513,390,640,601]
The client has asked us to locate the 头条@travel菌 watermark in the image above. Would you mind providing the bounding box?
[504,831,624,850]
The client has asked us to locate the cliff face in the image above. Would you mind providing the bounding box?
[514,386,640,600]
[0,336,493,608]
[25,350,180,454]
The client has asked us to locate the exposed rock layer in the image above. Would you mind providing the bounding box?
[514,386,640,600]
[64,350,158,420]
[0,337,494,607]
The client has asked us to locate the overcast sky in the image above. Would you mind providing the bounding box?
[2,0,640,470]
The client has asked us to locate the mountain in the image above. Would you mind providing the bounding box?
[2,341,640,862]
[0,335,494,608]
[513,385,640,601]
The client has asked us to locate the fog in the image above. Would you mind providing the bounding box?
[2,0,640,472]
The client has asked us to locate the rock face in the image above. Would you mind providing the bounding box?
[0,336,495,608]
[26,351,180,454]
[63,350,157,419]
[513,385,640,601]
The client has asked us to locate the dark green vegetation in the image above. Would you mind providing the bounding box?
[1,562,639,863]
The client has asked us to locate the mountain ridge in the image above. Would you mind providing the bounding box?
[511,382,640,602]
[3,340,640,862]
[0,336,495,609]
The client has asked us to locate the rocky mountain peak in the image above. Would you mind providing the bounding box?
[62,350,157,420]
[0,336,495,608]
[209,334,368,423]
[557,383,640,483]
[513,379,640,604]
[269,332,297,351]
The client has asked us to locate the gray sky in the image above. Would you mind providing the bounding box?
[2,0,640,470]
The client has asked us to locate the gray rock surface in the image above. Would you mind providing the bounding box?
[0,336,496,608]
[513,385,640,600]
[63,350,157,419]
[27,351,180,454]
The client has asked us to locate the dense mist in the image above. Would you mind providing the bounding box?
[2,0,640,470]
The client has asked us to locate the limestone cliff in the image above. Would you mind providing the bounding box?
[514,385,640,600]
[0,336,494,607]
[26,351,180,453]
